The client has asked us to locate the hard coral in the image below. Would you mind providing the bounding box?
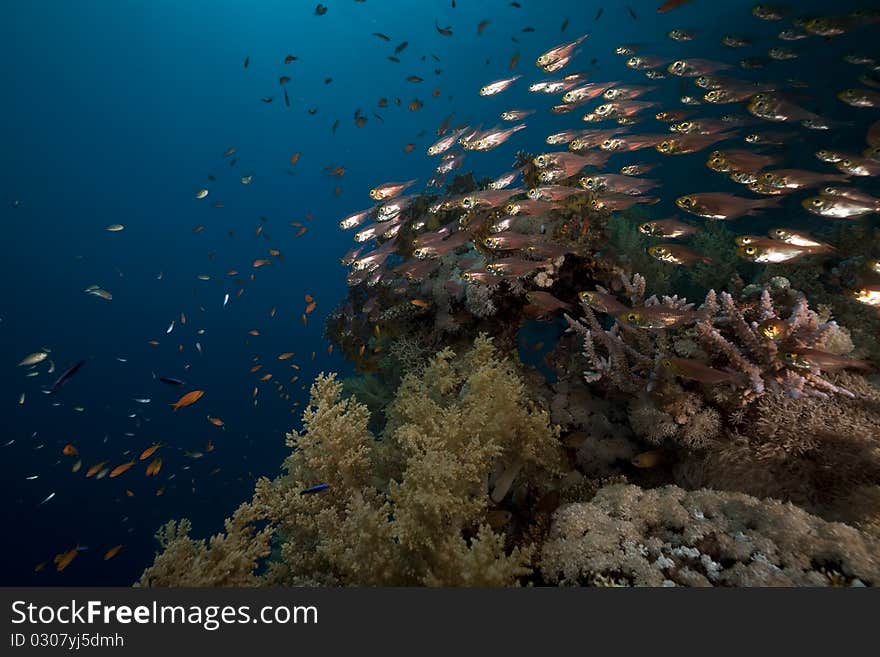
[567,274,862,406]
[541,483,880,587]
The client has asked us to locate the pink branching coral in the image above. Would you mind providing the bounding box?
[695,288,856,400]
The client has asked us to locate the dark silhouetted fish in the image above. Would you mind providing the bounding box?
[49,360,85,393]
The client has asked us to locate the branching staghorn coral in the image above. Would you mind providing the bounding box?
[566,273,862,406]
[139,335,567,587]
[541,483,880,587]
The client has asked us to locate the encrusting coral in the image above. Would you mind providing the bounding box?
[139,335,567,587]
[541,483,880,587]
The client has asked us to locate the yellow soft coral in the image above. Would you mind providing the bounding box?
[139,335,566,587]
[137,502,272,587]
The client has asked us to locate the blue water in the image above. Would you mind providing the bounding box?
[1,0,875,585]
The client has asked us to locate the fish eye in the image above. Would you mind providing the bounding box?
[745,246,756,255]
[842,159,853,167]
[662,359,672,368]
[754,101,766,111]
[626,313,638,322]
[536,155,546,166]
[660,141,670,150]
[811,198,823,206]
[680,196,693,206]
[710,157,723,167]
[823,186,834,194]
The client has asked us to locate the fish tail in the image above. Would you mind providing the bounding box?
[755,196,783,211]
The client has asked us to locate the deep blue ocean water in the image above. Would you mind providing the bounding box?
[1,0,875,585]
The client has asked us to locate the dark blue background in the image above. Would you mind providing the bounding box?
[0,0,872,585]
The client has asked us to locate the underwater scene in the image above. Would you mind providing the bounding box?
[2,0,880,587]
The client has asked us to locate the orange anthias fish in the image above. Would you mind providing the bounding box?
[62,444,78,456]
[109,461,136,478]
[54,545,79,572]
[278,352,294,360]
[305,301,317,314]
[171,390,205,411]
[253,258,270,268]
[207,415,224,426]
[103,544,124,561]
[85,461,108,478]
[139,444,161,460]
[145,458,162,477]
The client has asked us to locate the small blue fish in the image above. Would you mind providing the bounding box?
[300,483,330,495]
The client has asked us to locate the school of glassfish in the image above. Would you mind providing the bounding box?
[334,3,879,320]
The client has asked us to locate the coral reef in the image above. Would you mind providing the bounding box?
[541,483,880,587]
[140,336,567,587]
[555,273,880,527]
[326,164,617,371]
